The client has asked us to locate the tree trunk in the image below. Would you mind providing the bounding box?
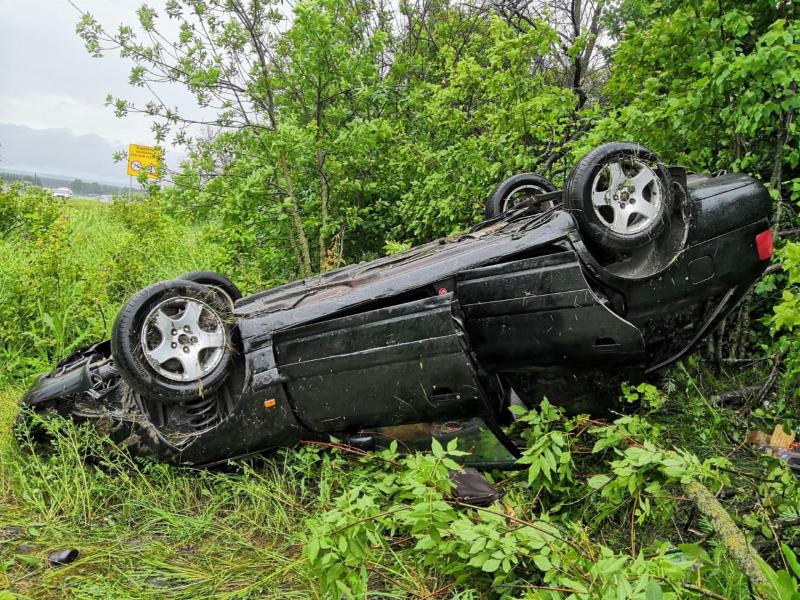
[279,153,312,276]
[317,148,330,271]
[579,0,606,77]
[771,107,793,228]
[733,294,753,360]
[231,1,313,276]
[570,0,586,110]
[284,215,302,279]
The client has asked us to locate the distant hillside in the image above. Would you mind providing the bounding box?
[0,170,128,195]
[0,123,135,185]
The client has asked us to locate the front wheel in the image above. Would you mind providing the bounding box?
[177,271,242,308]
[112,280,236,402]
[485,173,556,219]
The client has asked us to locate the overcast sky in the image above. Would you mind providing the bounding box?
[0,0,198,184]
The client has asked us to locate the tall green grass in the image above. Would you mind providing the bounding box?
[0,190,316,598]
[2,413,313,598]
[0,195,222,388]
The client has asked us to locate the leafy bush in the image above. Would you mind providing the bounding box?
[0,182,61,239]
[297,403,800,598]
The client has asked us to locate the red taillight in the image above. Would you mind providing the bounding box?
[755,229,773,260]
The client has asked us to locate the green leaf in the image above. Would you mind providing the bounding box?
[773,570,800,598]
[508,404,527,416]
[469,551,489,568]
[587,474,611,490]
[782,544,800,580]
[678,543,712,565]
[431,438,445,459]
[645,581,663,600]
[307,538,320,562]
[533,554,552,571]
[442,458,462,471]
[469,538,487,554]
[502,557,512,573]
[481,558,501,573]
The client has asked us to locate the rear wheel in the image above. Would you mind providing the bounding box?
[485,173,556,219]
[564,143,673,252]
[112,280,236,402]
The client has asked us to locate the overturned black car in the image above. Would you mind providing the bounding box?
[23,143,774,465]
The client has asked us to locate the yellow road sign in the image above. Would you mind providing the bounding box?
[127,144,162,179]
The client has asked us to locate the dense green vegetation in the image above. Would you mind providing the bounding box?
[2,0,800,597]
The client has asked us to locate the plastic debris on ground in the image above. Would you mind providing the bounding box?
[747,425,800,475]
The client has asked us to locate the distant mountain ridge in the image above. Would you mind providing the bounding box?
[1,168,128,194]
[0,122,157,185]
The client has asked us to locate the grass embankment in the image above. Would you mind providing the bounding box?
[0,199,314,597]
[1,195,799,598]
[1,198,309,598]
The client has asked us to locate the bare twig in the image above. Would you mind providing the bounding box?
[677,581,730,600]
[777,228,800,238]
[764,263,783,276]
[775,517,800,530]
[736,351,787,418]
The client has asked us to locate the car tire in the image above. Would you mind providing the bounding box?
[177,271,242,308]
[564,142,674,251]
[112,280,236,403]
[485,173,557,219]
